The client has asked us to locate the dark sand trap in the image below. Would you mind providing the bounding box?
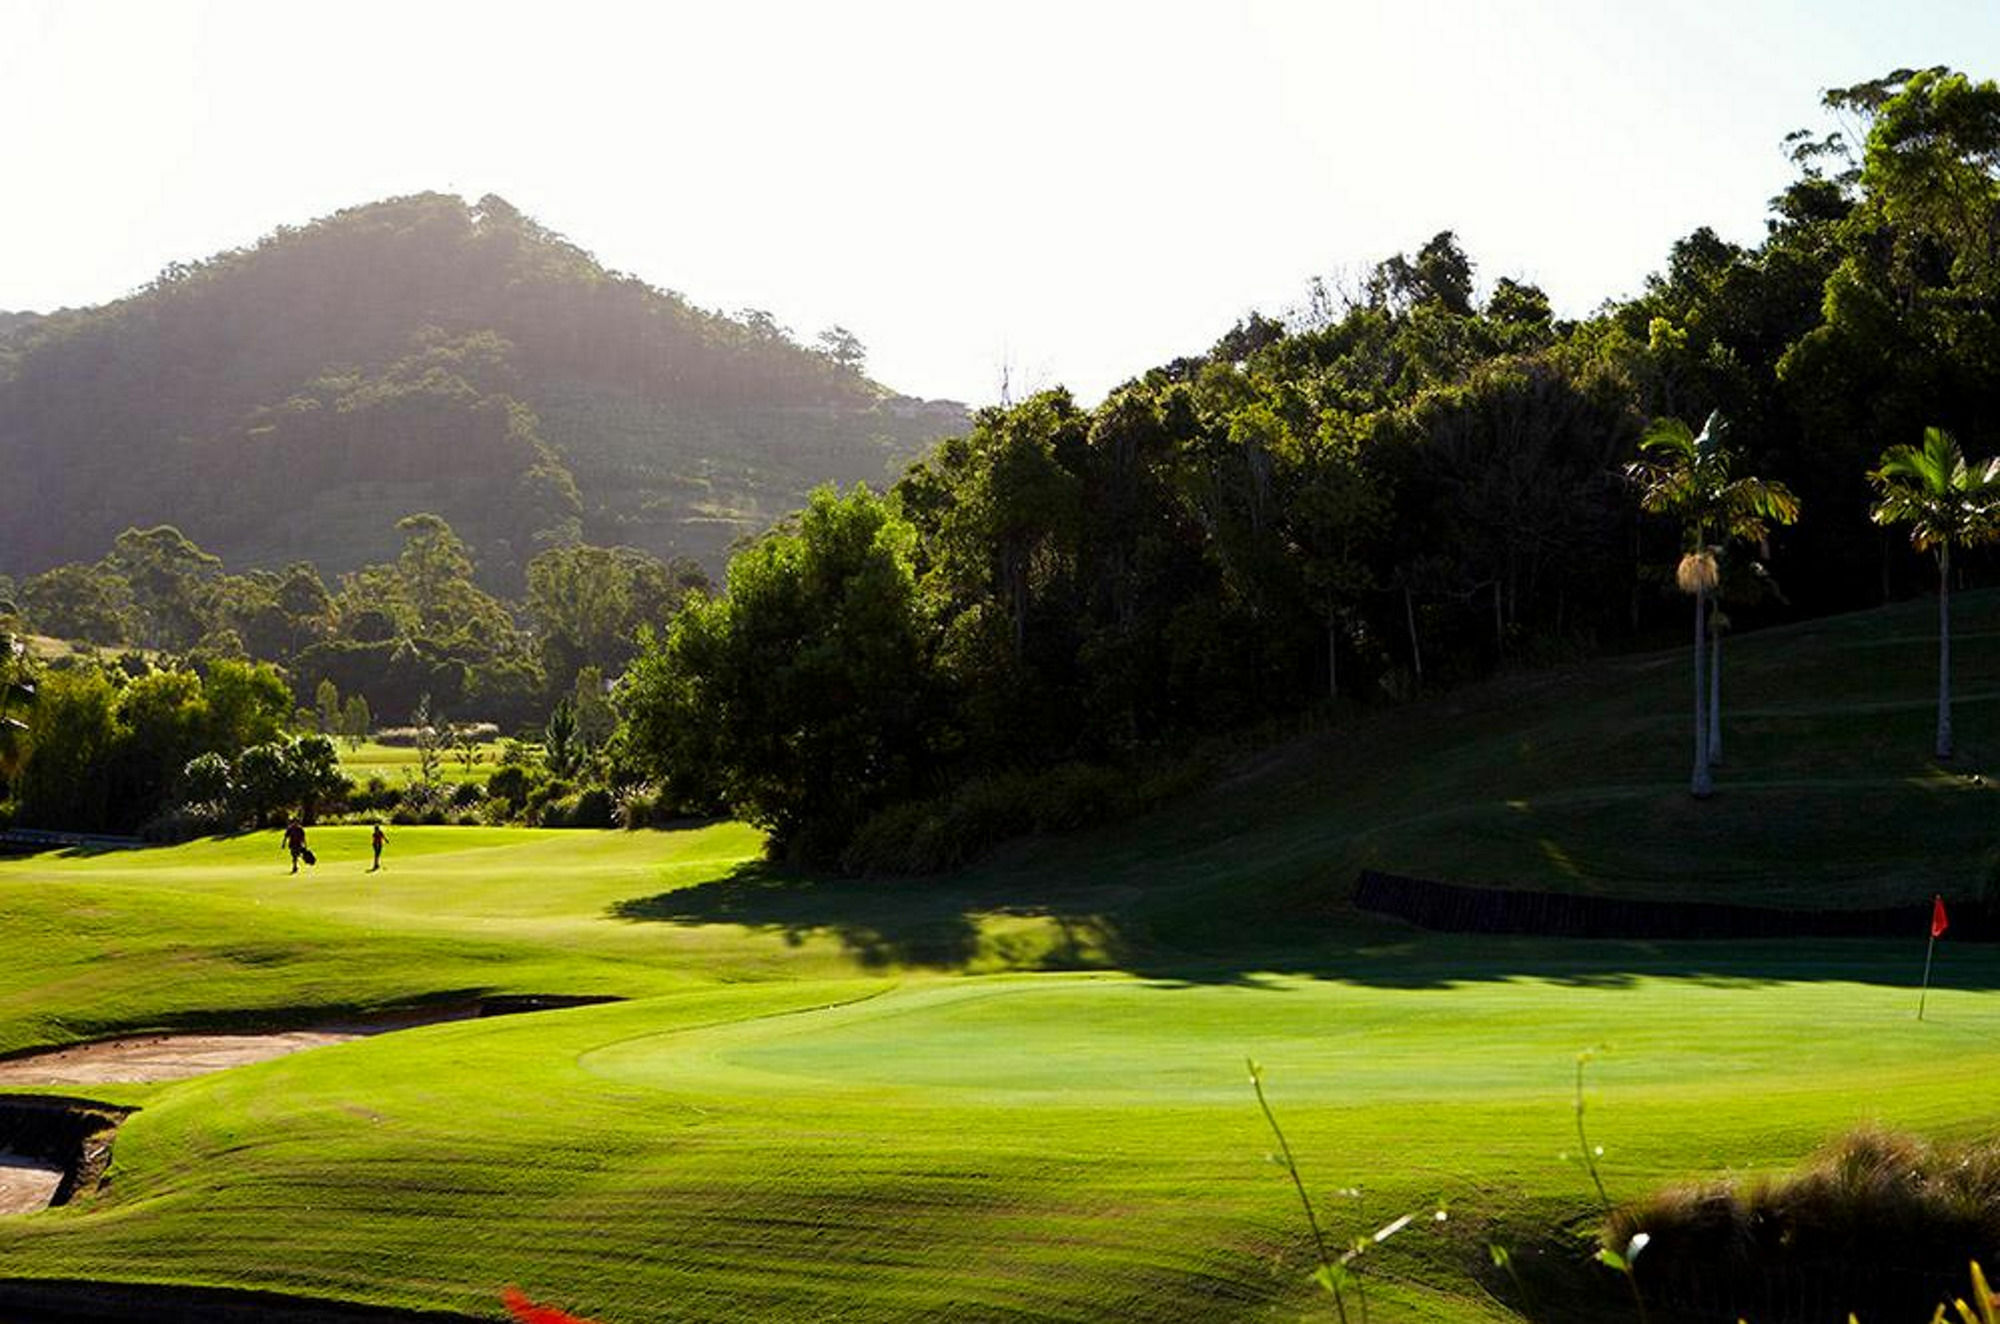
[0,1155,65,1215]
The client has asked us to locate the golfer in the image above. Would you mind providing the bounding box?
[283,819,311,873]
[371,822,386,871]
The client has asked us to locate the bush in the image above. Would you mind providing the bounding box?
[838,758,1210,875]
[524,777,575,823]
[348,776,399,814]
[450,780,485,808]
[485,763,534,813]
[397,779,449,820]
[1606,1126,2000,1322]
[533,786,615,829]
[568,786,614,828]
[138,803,232,843]
[615,783,686,830]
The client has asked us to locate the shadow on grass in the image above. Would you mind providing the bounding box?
[613,862,990,969]
[608,860,2000,993]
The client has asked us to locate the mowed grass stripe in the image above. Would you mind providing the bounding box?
[1,593,1999,1318]
[5,966,2000,1319]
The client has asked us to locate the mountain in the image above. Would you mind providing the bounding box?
[0,194,965,585]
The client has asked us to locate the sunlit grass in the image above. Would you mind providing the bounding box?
[1,591,1998,1319]
[337,738,511,787]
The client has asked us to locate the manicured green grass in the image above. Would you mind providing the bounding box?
[338,739,511,787]
[1,591,1997,1321]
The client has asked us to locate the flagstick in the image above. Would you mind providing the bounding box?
[1919,930,1938,1022]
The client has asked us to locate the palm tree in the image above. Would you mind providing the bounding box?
[1869,426,2000,760]
[1627,412,1800,797]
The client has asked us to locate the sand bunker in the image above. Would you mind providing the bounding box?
[0,1005,484,1087]
[0,997,612,1088]
[0,1030,378,1085]
[0,1156,64,1215]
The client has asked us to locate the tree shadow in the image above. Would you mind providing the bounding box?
[607,854,2000,994]
[612,861,991,969]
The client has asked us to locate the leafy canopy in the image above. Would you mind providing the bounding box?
[1869,425,2000,554]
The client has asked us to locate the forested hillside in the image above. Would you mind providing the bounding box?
[0,193,963,584]
[622,67,2000,863]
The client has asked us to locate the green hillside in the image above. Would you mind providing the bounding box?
[0,593,1994,1320]
[0,195,965,584]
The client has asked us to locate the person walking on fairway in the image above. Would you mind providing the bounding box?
[371,822,386,871]
[283,818,312,873]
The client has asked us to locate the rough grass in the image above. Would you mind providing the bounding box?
[1605,1126,2000,1322]
[0,590,1997,1320]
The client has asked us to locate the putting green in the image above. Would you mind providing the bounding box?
[582,973,2000,1106]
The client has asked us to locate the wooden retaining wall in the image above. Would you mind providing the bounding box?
[1352,871,1994,942]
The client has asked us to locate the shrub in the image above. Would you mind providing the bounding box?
[179,751,233,810]
[398,779,449,820]
[450,780,485,808]
[524,777,575,823]
[348,776,399,814]
[373,721,499,747]
[1606,1126,2000,1322]
[138,804,231,843]
[840,755,1212,875]
[485,763,535,813]
[616,783,686,829]
[567,785,614,828]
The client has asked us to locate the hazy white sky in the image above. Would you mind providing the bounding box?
[4,0,1998,405]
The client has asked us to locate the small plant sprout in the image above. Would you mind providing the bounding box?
[1572,1048,1614,1211]
[1572,1049,1648,1323]
[1247,1059,1450,1324]
[1248,1058,1347,1323]
[1594,1232,1651,1324]
[1943,1260,2000,1323]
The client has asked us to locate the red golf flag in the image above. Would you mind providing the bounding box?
[1932,895,1949,939]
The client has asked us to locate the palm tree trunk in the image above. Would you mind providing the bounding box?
[1404,586,1423,690]
[1692,586,1712,798]
[1938,544,1954,761]
[1708,631,1722,766]
[1326,615,1338,702]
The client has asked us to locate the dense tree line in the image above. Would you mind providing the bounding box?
[621,68,2000,865]
[6,655,297,833]
[12,517,707,734]
[0,510,712,832]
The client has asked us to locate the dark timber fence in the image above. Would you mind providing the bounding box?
[1353,871,2000,942]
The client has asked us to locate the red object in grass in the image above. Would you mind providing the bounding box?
[1933,895,1950,939]
[503,1286,602,1324]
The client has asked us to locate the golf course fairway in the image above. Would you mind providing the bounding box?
[2,591,1999,1321]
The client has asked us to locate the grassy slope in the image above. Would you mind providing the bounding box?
[338,740,511,788]
[1,591,1998,1322]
